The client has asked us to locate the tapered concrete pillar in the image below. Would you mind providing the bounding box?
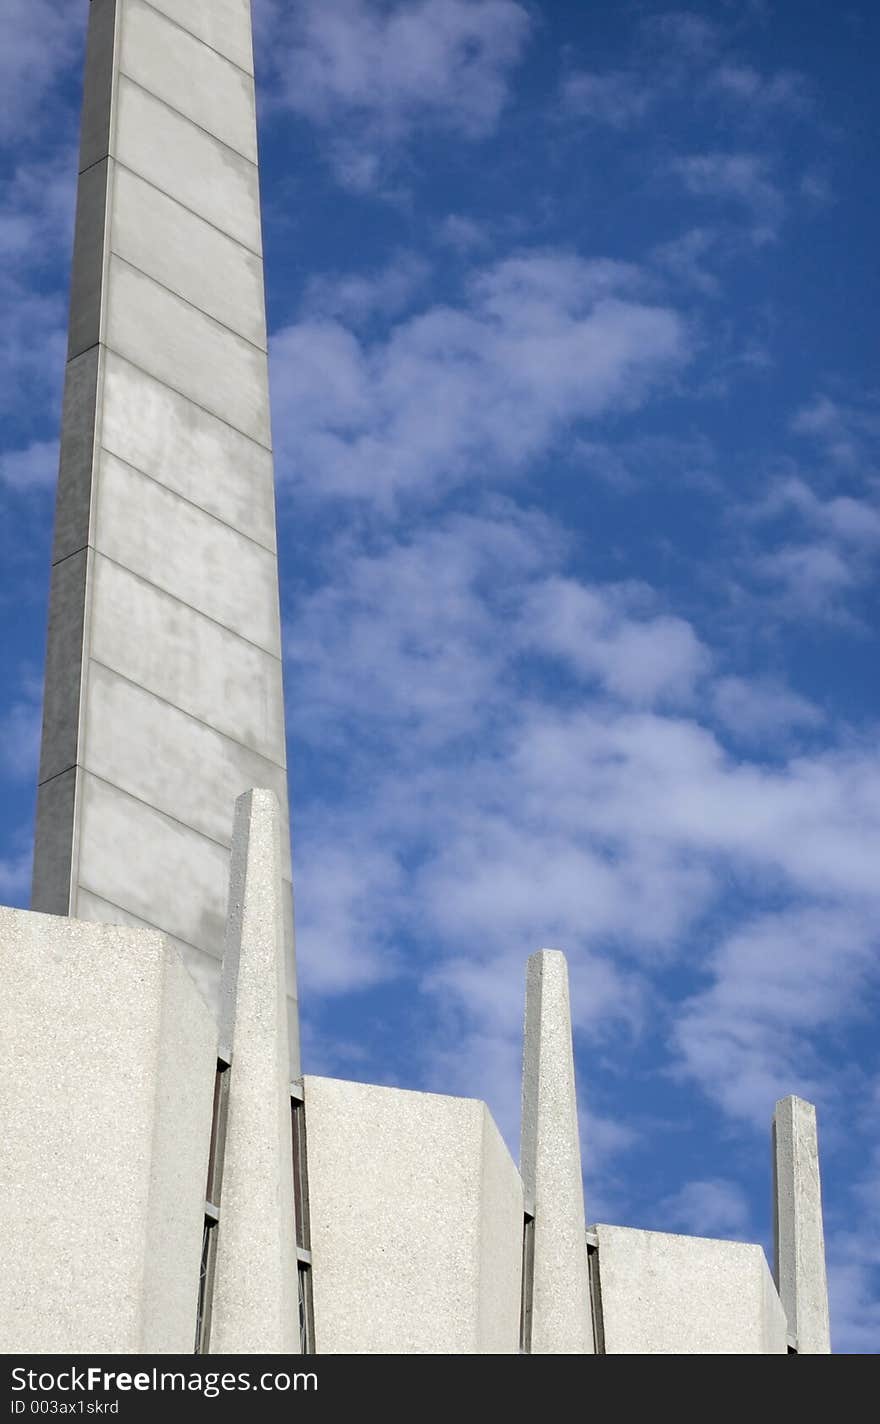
[520,950,594,1353]
[773,1096,831,1354]
[210,790,299,1354]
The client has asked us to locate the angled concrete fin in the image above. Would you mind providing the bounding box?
[210,789,299,1353]
[773,1095,831,1354]
[520,949,594,1353]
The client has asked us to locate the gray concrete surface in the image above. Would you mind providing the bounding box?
[773,1095,831,1353]
[31,0,299,1067]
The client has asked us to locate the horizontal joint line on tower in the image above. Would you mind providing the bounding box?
[95,448,277,557]
[86,655,290,773]
[108,252,269,356]
[87,547,283,662]
[136,0,256,83]
[117,72,259,172]
[97,342,275,454]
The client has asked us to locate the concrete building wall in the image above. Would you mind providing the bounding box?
[593,1225,789,1354]
[31,0,299,1067]
[304,1076,524,1354]
[0,905,216,1353]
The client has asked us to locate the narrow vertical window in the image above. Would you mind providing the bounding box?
[291,1083,315,1353]
[519,1210,535,1353]
[195,1059,230,1354]
[587,1239,605,1354]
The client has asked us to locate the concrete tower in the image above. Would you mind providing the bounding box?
[30,0,299,1067]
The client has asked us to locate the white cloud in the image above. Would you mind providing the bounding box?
[560,70,652,127]
[435,214,491,254]
[0,1,84,143]
[747,464,880,621]
[302,250,430,325]
[675,906,878,1123]
[0,685,42,779]
[520,576,710,706]
[662,1177,751,1237]
[271,249,688,505]
[286,504,880,1147]
[711,675,824,741]
[672,152,785,244]
[264,0,531,187]
[0,439,58,494]
[710,64,809,114]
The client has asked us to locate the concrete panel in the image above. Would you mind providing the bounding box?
[120,0,258,163]
[78,0,118,172]
[88,555,286,762]
[0,906,216,1353]
[36,550,89,784]
[81,663,290,859]
[110,164,266,348]
[211,792,299,1351]
[520,950,593,1353]
[774,1096,831,1353]
[305,1077,523,1353]
[105,257,270,445]
[52,348,100,564]
[68,159,110,360]
[94,453,281,651]
[594,1225,788,1354]
[114,76,262,253]
[31,768,78,916]
[145,0,255,74]
[75,770,231,955]
[101,351,277,551]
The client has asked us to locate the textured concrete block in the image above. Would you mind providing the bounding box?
[110,165,267,347]
[120,0,258,162]
[82,664,290,857]
[88,555,286,762]
[101,351,277,550]
[305,1076,523,1354]
[104,258,270,445]
[146,0,255,73]
[94,453,281,651]
[0,906,216,1352]
[114,77,262,253]
[773,1096,831,1353]
[594,1225,788,1354]
[520,950,593,1353]
[211,792,299,1352]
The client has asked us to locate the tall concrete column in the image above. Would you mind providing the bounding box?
[210,790,299,1354]
[773,1095,831,1353]
[31,0,299,1068]
[520,950,594,1353]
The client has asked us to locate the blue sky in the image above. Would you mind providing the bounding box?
[1,0,878,1351]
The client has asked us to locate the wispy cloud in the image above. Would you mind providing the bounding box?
[272,250,688,505]
[671,152,785,244]
[263,0,531,189]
